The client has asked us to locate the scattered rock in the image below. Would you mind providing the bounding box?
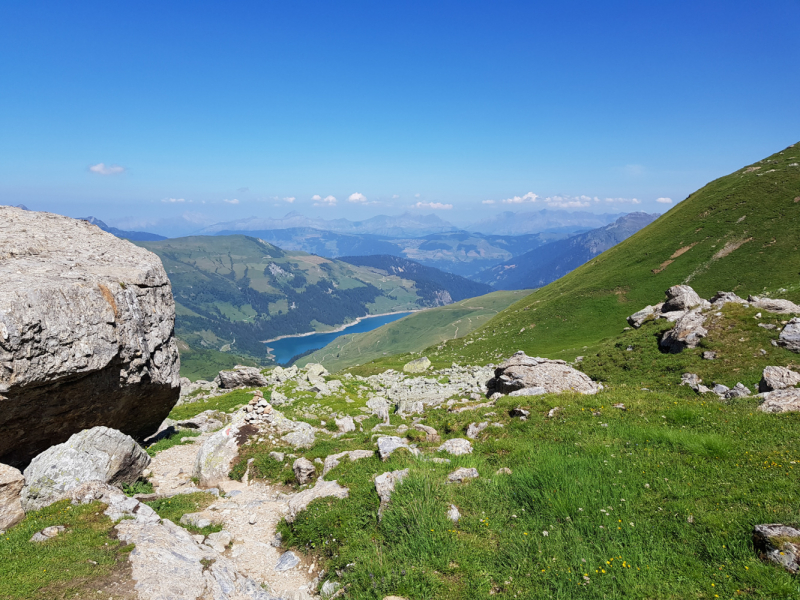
[286,479,349,523]
[778,318,800,352]
[660,310,708,353]
[269,451,285,462]
[374,469,409,518]
[702,351,717,360]
[396,399,425,416]
[412,424,440,442]
[270,532,283,548]
[175,410,230,433]
[366,397,391,422]
[322,450,374,476]
[447,468,478,483]
[663,285,705,312]
[377,436,418,461]
[438,438,472,456]
[627,304,661,328]
[193,414,255,488]
[403,357,432,373]
[748,297,800,315]
[447,504,461,523]
[753,524,800,573]
[509,408,530,418]
[759,366,800,393]
[547,406,562,418]
[489,352,600,395]
[758,323,777,330]
[281,422,316,449]
[205,530,233,553]
[710,291,747,308]
[466,422,488,439]
[21,426,150,512]
[612,403,626,410]
[30,525,65,542]
[508,386,547,397]
[215,366,269,389]
[180,512,214,529]
[495,467,512,475]
[724,383,752,399]
[293,458,316,485]
[321,580,341,598]
[334,416,355,433]
[0,208,181,468]
[759,388,800,413]
[0,464,25,530]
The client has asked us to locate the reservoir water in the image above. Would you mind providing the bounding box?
[266,312,412,365]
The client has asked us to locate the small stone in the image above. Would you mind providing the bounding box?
[510,408,530,418]
[275,551,300,572]
[293,458,317,485]
[269,451,285,462]
[466,422,488,439]
[702,351,716,360]
[205,530,232,553]
[495,467,512,475]
[447,504,461,523]
[377,436,418,461]
[438,438,472,456]
[334,416,355,433]
[270,532,283,547]
[179,513,212,529]
[447,467,479,483]
[29,525,65,542]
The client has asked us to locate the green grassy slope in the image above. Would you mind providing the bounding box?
[427,142,800,366]
[296,290,529,371]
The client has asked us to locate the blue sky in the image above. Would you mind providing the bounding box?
[1,0,798,232]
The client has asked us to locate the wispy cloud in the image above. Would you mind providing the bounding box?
[413,201,452,210]
[604,197,641,204]
[414,193,421,198]
[314,195,337,207]
[223,198,240,205]
[496,191,640,208]
[89,162,125,175]
[348,192,368,203]
[282,196,296,204]
[392,194,400,199]
[501,192,539,204]
[482,199,496,205]
[656,197,673,204]
[161,197,186,203]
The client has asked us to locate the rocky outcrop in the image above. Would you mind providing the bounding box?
[403,357,431,373]
[753,524,800,573]
[0,207,180,468]
[660,310,707,353]
[21,426,150,511]
[285,479,349,523]
[778,318,800,352]
[748,296,800,315]
[0,464,24,530]
[627,304,662,328]
[759,366,800,393]
[375,469,409,518]
[322,450,374,476]
[447,467,478,483]
[759,388,800,413]
[438,438,472,456]
[663,285,707,312]
[488,351,600,395]
[377,436,418,460]
[292,458,316,485]
[215,366,269,389]
[193,415,255,488]
[710,291,748,308]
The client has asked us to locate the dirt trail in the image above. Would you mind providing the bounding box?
[148,435,318,599]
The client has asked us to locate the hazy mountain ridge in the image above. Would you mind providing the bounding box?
[475,212,659,289]
[465,208,627,235]
[81,216,167,241]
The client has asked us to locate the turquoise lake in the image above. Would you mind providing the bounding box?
[266,312,412,365]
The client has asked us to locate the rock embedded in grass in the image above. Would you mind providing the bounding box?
[778,318,800,352]
[447,467,479,483]
[466,422,488,439]
[759,366,800,392]
[193,414,252,488]
[322,450,374,476]
[334,416,355,433]
[377,436,419,460]
[660,310,708,353]
[438,438,472,456]
[489,351,600,395]
[748,296,800,315]
[215,366,269,389]
[758,388,800,413]
[403,356,432,373]
[375,469,409,518]
[29,525,65,542]
[293,458,316,485]
[753,523,800,573]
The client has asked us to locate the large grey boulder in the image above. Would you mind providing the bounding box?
[403,357,431,373]
[438,438,473,456]
[748,296,800,315]
[377,436,418,461]
[759,366,800,393]
[663,285,705,312]
[193,414,254,488]
[215,366,269,389]
[0,207,180,468]
[753,524,800,573]
[778,318,800,352]
[759,388,800,414]
[660,310,708,353]
[627,304,661,328]
[21,426,150,511]
[489,351,599,395]
[0,463,25,530]
[710,291,748,308]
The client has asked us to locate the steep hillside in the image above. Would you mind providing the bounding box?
[476,212,658,290]
[296,290,528,371]
[356,142,800,370]
[338,255,492,302]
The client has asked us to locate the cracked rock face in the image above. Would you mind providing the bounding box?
[489,351,599,395]
[660,310,707,353]
[0,207,180,468]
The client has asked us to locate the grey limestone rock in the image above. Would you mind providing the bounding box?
[759,388,800,414]
[396,398,424,416]
[413,423,440,442]
[663,285,705,312]
[660,310,708,353]
[322,449,374,476]
[778,318,800,352]
[193,414,253,488]
[205,530,233,553]
[0,207,180,468]
[466,422,488,439]
[215,366,269,389]
[748,296,800,315]
[710,291,748,308]
[403,356,431,373]
[375,468,409,518]
[30,525,65,542]
[753,523,800,573]
[366,397,391,422]
[334,416,355,433]
[489,351,599,395]
[293,458,317,485]
[180,512,213,529]
[760,366,800,393]
[508,386,547,397]
[377,436,418,461]
[447,504,461,523]
[724,383,752,399]
[269,451,285,462]
[285,479,349,523]
[281,422,316,449]
[0,463,25,530]
[447,467,479,483]
[21,426,150,512]
[438,438,473,456]
[275,551,300,572]
[627,304,660,328]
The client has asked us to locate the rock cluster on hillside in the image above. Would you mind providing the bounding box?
[0,207,180,468]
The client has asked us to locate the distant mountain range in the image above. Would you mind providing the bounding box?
[474,212,659,289]
[81,217,167,241]
[465,209,628,235]
[200,211,459,238]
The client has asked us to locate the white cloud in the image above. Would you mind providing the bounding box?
[311,194,322,201]
[348,192,367,203]
[656,197,673,204]
[501,192,539,204]
[223,198,240,205]
[392,194,400,199]
[89,162,125,175]
[282,196,296,203]
[482,199,496,205]
[413,201,452,210]
[414,193,421,198]
[544,195,592,208]
[314,195,337,207]
[604,197,641,204]
[161,197,186,203]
